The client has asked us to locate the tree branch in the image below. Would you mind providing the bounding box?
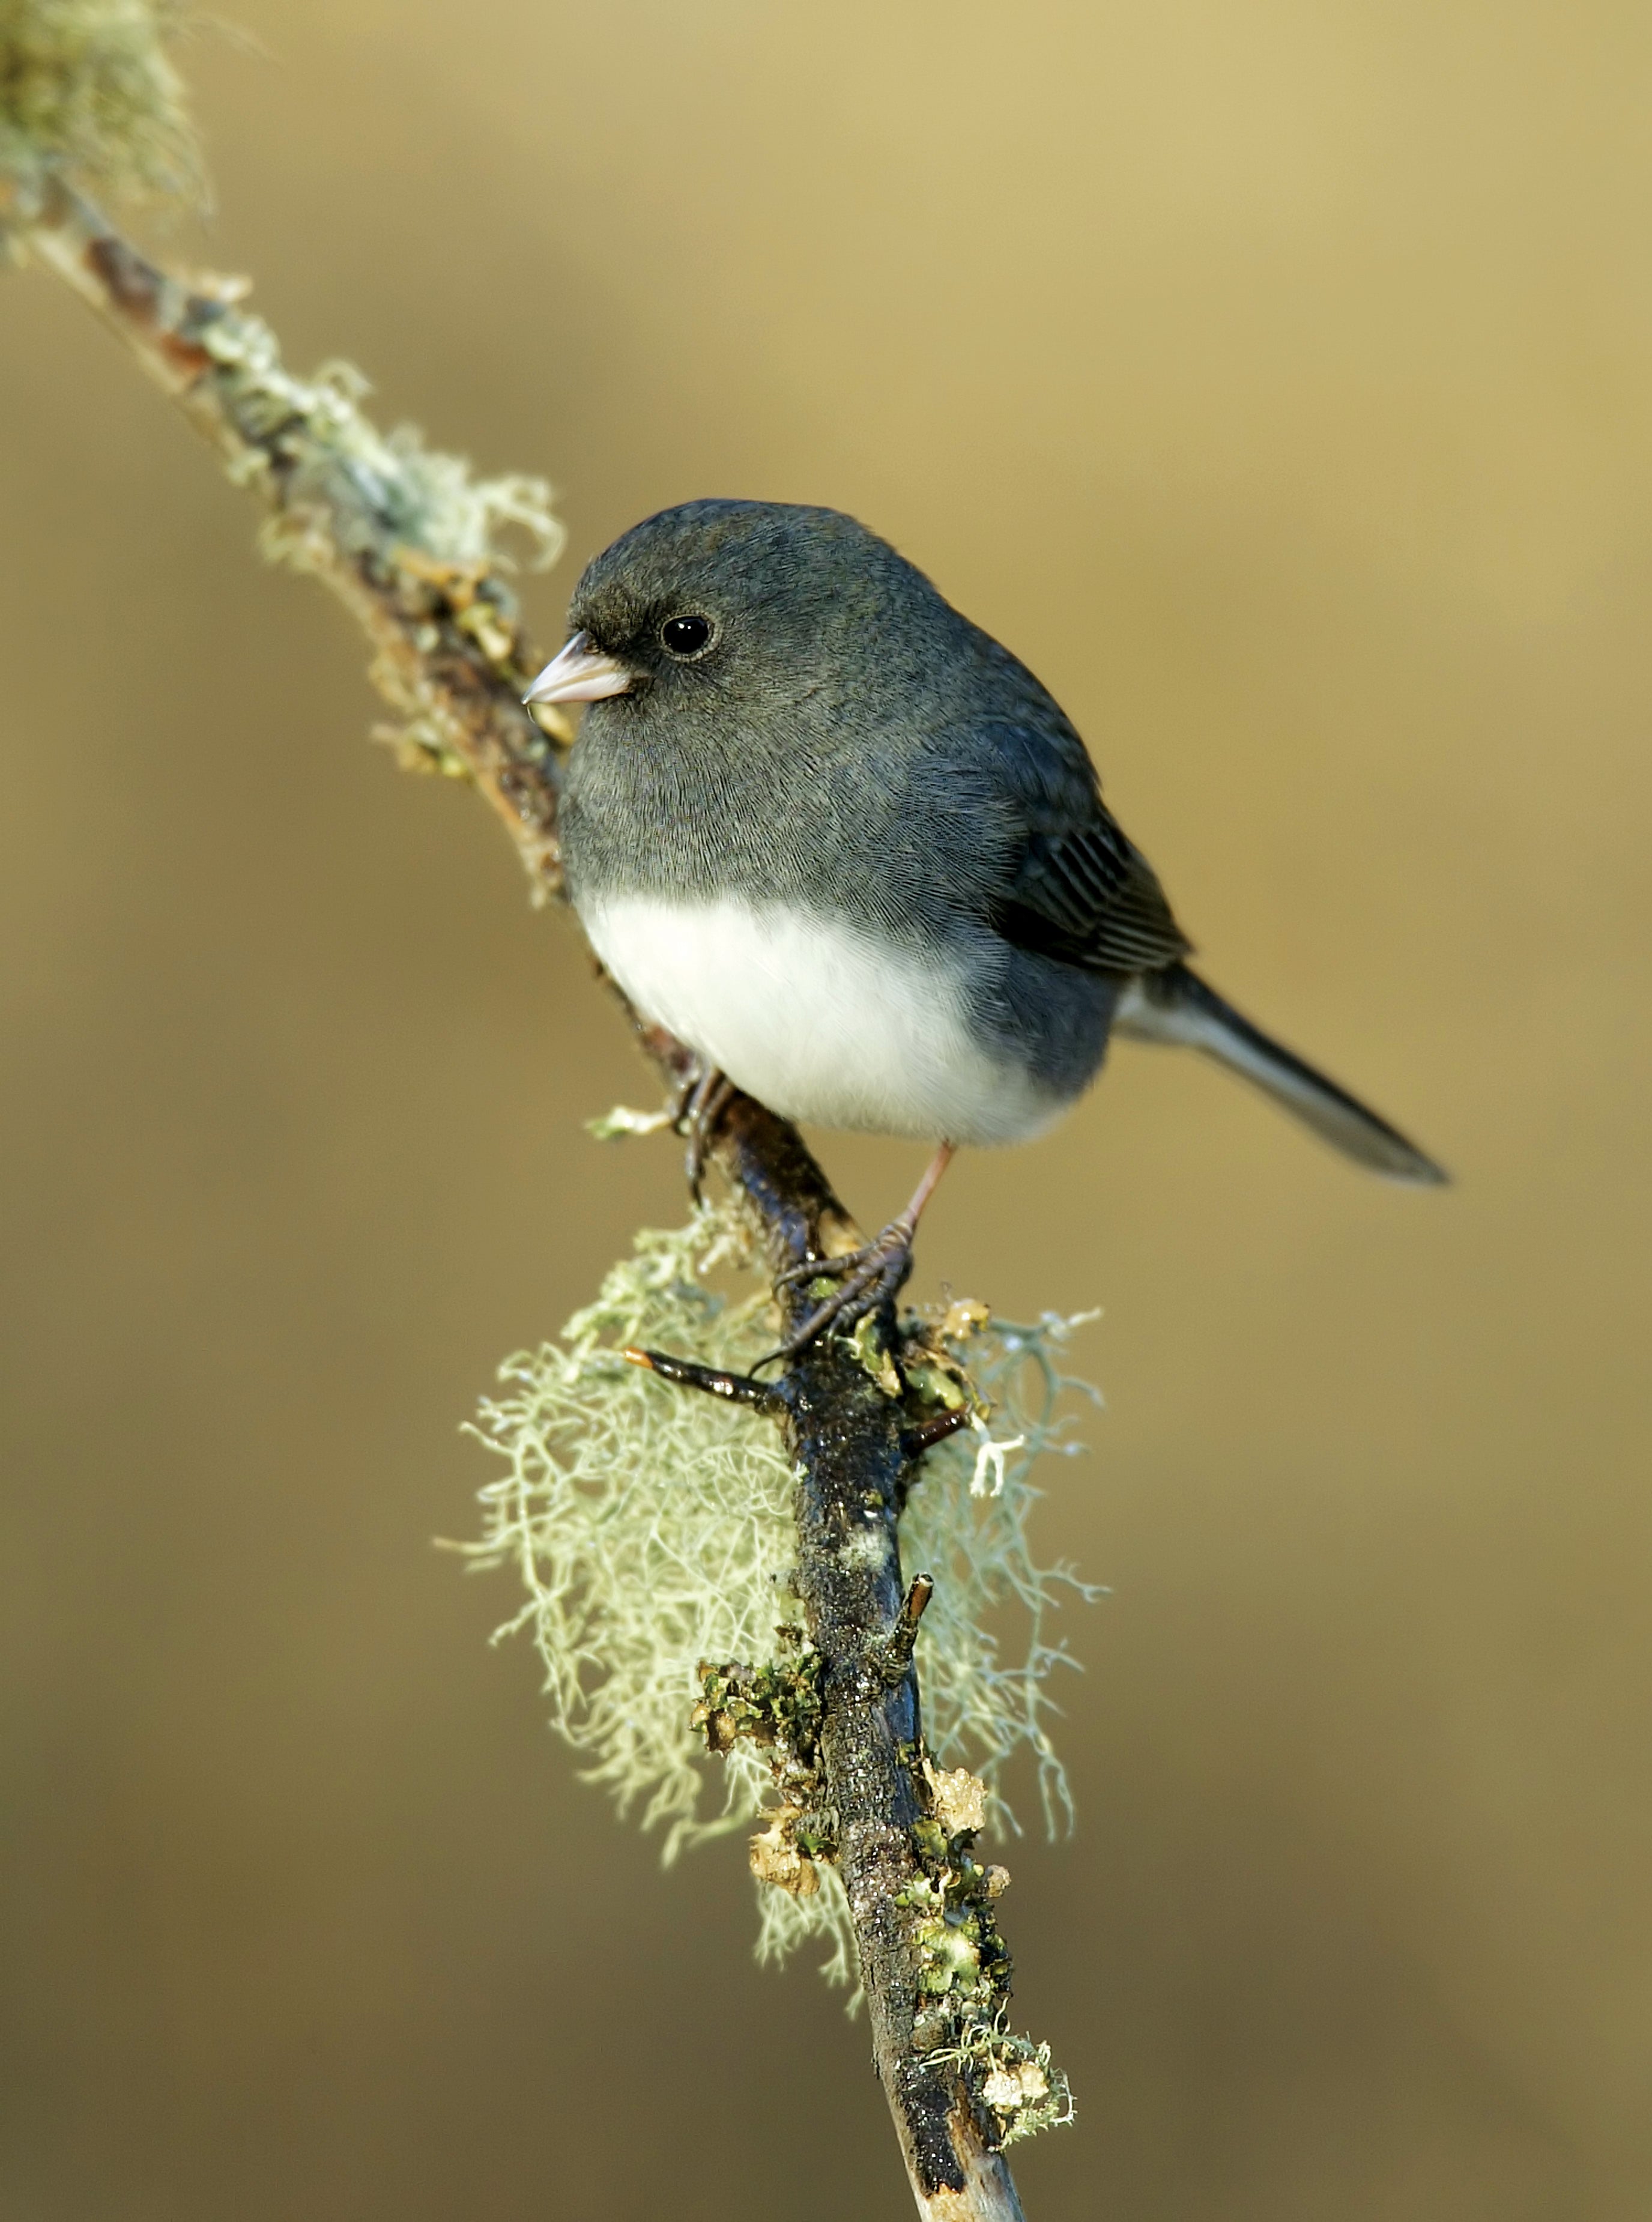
[6,178,1029,2221]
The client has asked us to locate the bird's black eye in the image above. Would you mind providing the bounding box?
[659,613,714,659]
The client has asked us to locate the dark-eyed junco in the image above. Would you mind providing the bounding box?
[526,500,1444,1348]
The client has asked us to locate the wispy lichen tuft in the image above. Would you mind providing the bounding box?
[463,1210,1100,1982]
[902,1306,1103,1835]
[0,0,204,216]
[463,1210,790,1847]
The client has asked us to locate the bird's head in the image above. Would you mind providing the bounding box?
[523,498,945,728]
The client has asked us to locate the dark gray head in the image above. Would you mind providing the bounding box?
[524,498,975,731]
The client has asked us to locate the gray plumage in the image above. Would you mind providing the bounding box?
[536,498,1444,1184]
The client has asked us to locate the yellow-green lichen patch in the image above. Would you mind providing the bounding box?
[848,1307,902,1398]
[903,1805,1013,2030]
[0,0,202,217]
[695,1641,859,1969]
[903,1763,1075,2149]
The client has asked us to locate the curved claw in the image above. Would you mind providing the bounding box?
[677,1067,735,1202]
[755,1219,917,1370]
[774,1247,864,1290]
[755,1143,957,1373]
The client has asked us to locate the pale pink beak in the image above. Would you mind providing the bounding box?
[522,630,632,707]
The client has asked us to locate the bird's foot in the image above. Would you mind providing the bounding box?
[756,1143,958,1371]
[674,1064,736,1202]
[759,1215,919,1367]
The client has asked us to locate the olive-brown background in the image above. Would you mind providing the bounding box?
[3,3,1648,2215]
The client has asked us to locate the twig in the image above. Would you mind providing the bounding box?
[622,1346,781,1411]
[6,181,1029,2221]
[879,1575,937,1680]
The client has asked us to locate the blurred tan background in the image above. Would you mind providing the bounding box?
[3,2,1650,2215]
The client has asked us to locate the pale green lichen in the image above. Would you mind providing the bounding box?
[461,1208,864,1977]
[188,333,566,587]
[189,321,563,767]
[0,0,203,215]
[463,1210,790,1851]
[928,2020,1076,2147]
[462,1209,1099,1987]
[901,1307,1102,1833]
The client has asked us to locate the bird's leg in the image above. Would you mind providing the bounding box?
[676,1064,736,1202]
[762,1143,957,1364]
[773,1142,955,1292]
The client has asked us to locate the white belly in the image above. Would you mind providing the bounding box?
[579,895,1064,1145]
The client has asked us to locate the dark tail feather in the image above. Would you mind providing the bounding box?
[1114,963,1448,1185]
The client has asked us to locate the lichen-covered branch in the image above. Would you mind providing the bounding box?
[8,174,572,886]
[1,13,1059,2209]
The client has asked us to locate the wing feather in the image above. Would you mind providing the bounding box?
[988,749,1191,975]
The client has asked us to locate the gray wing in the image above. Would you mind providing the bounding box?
[975,721,1193,976]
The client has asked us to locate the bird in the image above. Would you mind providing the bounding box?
[524,499,1445,1355]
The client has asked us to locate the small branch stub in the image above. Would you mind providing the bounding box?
[880,1572,935,1682]
[622,1345,778,1410]
[906,1406,972,1458]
